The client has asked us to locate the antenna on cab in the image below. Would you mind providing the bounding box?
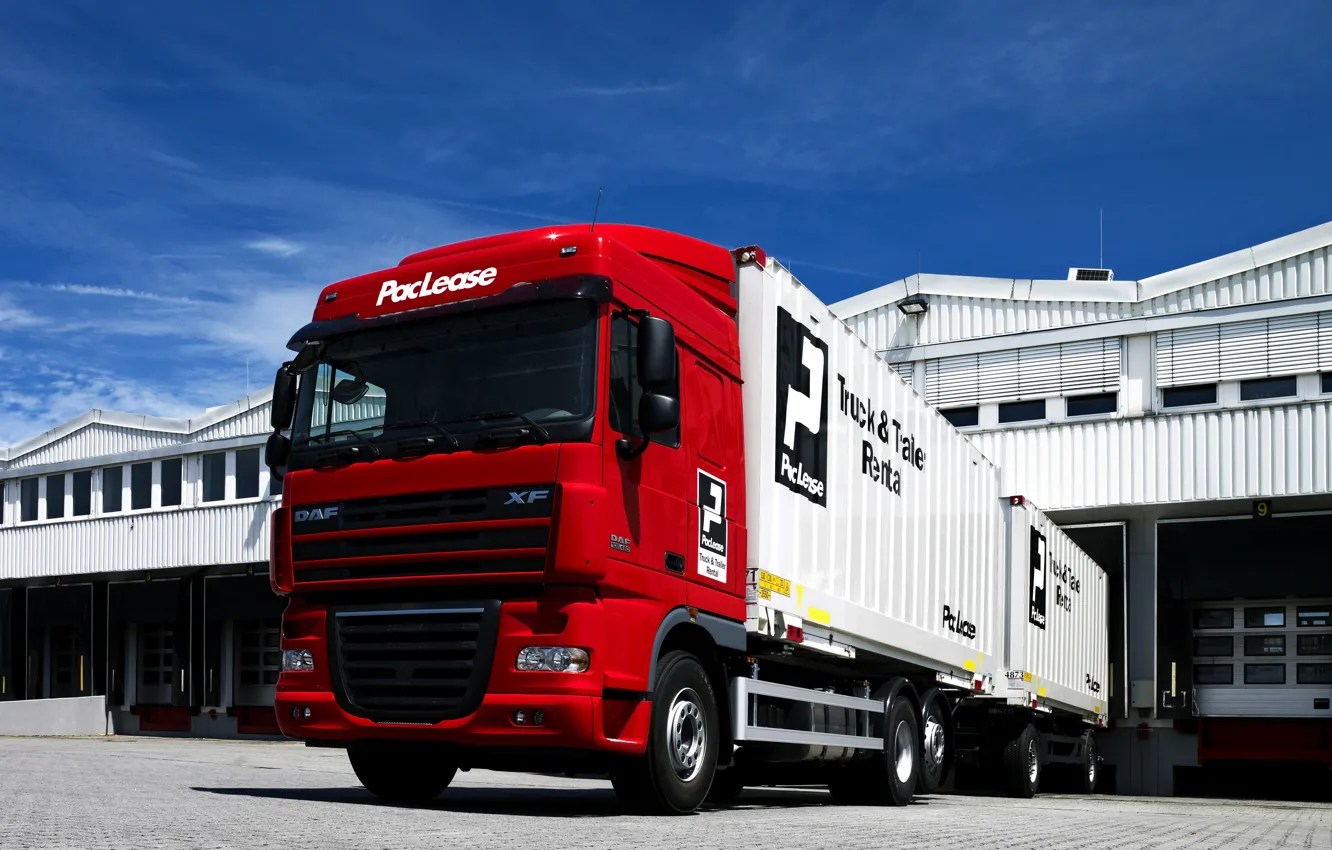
[590,186,603,232]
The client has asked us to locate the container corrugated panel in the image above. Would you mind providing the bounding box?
[8,424,187,470]
[738,260,1006,680]
[0,501,274,580]
[1002,500,1108,720]
[971,400,1332,511]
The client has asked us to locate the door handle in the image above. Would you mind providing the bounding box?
[664,552,685,574]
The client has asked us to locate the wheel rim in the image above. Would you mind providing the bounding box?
[893,719,915,784]
[667,687,706,783]
[1027,738,1039,784]
[1086,741,1096,785]
[923,714,946,775]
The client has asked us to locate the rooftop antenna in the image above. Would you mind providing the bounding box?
[589,186,603,232]
[245,357,250,396]
[1099,208,1103,269]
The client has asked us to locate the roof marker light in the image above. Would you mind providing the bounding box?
[560,245,577,257]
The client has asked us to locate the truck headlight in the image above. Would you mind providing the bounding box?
[516,646,589,673]
[282,649,315,672]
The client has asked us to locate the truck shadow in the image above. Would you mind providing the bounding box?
[191,785,912,817]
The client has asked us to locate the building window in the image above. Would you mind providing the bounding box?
[1245,607,1285,628]
[608,313,680,449]
[103,466,123,513]
[1066,392,1117,417]
[1243,663,1285,685]
[1193,664,1233,685]
[160,458,183,507]
[1297,664,1332,685]
[202,453,226,503]
[72,470,92,517]
[1244,635,1285,657]
[1193,636,1234,657]
[997,399,1046,424]
[941,406,979,428]
[1239,375,1297,402]
[235,448,261,499]
[20,478,38,522]
[1162,383,1217,408]
[1195,608,1233,629]
[46,474,65,520]
[1297,634,1332,656]
[1298,607,1331,628]
[1323,373,1332,394]
[131,462,153,510]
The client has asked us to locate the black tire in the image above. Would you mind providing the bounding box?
[1002,724,1041,798]
[1072,730,1098,794]
[916,692,950,795]
[610,650,720,815]
[827,696,919,806]
[348,748,456,802]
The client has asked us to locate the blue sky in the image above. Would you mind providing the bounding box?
[2,1,1331,443]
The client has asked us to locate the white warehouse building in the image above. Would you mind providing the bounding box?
[0,221,1329,796]
[831,220,1332,796]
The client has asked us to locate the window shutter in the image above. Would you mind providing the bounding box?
[1267,314,1321,377]
[976,350,1021,403]
[1218,320,1268,381]
[1060,338,1120,394]
[1322,314,1332,370]
[1156,326,1220,388]
[925,337,1121,406]
[1016,344,1061,400]
[890,363,914,389]
[926,355,978,407]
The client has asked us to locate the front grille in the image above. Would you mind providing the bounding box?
[290,484,555,585]
[328,602,500,724]
[293,526,548,562]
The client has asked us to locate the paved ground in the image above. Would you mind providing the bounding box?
[2,737,1331,850]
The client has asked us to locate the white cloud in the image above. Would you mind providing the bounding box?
[46,283,205,305]
[0,370,211,445]
[247,236,305,257]
[0,294,44,328]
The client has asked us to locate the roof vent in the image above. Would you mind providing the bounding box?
[1068,268,1113,281]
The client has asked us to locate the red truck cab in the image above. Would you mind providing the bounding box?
[267,224,750,812]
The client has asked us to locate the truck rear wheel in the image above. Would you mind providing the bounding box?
[348,748,456,802]
[916,692,950,794]
[611,650,719,814]
[827,696,919,806]
[1002,724,1041,798]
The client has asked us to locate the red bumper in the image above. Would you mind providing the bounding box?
[275,689,649,753]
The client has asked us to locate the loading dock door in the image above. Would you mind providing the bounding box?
[1159,513,1332,720]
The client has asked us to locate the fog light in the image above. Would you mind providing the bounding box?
[302,706,312,720]
[532,710,545,726]
[514,710,528,725]
[291,707,300,720]
[282,649,315,672]
[515,646,589,673]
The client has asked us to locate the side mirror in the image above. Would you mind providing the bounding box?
[271,365,298,430]
[639,393,679,436]
[265,432,291,483]
[637,316,676,390]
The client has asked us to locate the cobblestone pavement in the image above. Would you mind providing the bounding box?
[2,736,1330,850]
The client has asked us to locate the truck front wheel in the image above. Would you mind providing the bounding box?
[611,650,720,815]
[348,747,457,802]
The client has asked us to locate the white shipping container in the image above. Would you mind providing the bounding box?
[737,258,1006,685]
[1000,498,1109,722]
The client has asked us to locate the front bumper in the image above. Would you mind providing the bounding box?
[274,586,655,755]
[274,689,650,754]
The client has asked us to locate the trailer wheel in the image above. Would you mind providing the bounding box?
[1002,724,1041,798]
[1073,730,1098,794]
[916,692,950,795]
[828,696,920,806]
[610,650,719,814]
[348,748,456,802]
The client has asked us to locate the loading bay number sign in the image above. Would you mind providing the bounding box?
[1253,499,1272,520]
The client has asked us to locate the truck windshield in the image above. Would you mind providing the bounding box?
[291,299,599,451]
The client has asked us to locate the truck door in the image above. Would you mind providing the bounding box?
[604,304,690,598]
[683,356,741,602]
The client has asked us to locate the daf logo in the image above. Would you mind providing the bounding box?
[505,490,550,505]
[293,506,339,522]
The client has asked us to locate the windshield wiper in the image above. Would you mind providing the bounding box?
[305,426,382,465]
[455,411,552,446]
[384,418,460,454]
